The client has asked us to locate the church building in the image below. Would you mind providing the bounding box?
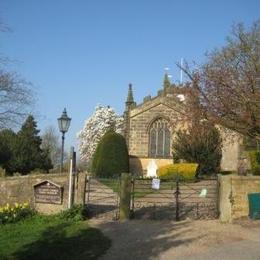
[123,75,243,176]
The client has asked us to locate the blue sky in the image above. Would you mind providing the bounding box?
[0,0,259,153]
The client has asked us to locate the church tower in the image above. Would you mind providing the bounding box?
[124,83,135,147]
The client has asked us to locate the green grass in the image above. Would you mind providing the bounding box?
[0,215,111,260]
[99,178,120,193]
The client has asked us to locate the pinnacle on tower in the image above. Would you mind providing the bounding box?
[125,83,135,112]
[126,83,134,104]
[163,73,171,90]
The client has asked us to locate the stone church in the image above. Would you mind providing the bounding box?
[123,75,243,176]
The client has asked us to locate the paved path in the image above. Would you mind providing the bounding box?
[90,219,260,260]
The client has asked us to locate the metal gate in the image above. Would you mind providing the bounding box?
[85,177,120,220]
[131,178,219,220]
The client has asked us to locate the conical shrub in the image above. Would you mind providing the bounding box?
[92,130,129,178]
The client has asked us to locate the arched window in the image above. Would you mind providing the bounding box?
[149,118,171,158]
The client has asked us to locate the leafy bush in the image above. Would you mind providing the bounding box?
[92,130,129,178]
[248,151,260,175]
[172,122,222,177]
[59,204,89,221]
[157,163,198,180]
[0,202,35,224]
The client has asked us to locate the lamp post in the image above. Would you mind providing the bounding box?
[57,108,71,173]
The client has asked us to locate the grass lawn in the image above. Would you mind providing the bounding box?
[0,215,111,260]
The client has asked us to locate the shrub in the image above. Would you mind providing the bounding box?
[172,122,222,177]
[157,163,198,180]
[248,151,260,175]
[0,202,35,224]
[92,130,129,178]
[58,204,89,221]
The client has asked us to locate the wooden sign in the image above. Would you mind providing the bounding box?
[34,180,63,204]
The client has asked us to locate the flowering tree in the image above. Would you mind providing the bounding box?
[77,105,124,161]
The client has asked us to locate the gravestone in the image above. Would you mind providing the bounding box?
[147,160,158,177]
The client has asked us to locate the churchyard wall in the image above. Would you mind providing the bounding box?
[0,172,86,214]
[219,175,260,222]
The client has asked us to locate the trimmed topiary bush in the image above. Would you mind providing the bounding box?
[92,130,129,178]
[157,163,198,180]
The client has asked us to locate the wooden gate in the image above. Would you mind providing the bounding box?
[85,177,120,220]
[131,178,219,220]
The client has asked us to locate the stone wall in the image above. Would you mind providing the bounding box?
[0,172,86,214]
[219,175,260,222]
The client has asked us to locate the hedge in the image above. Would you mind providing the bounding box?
[157,163,198,180]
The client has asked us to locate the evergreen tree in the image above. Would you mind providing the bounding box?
[0,129,16,174]
[13,115,52,174]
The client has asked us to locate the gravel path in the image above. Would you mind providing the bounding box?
[90,219,260,260]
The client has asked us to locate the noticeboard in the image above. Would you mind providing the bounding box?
[34,180,63,205]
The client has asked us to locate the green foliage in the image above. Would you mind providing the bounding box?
[0,116,53,175]
[58,204,89,221]
[0,129,16,169]
[92,130,129,178]
[14,115,45,174]
[248,151,260,175]
[172,122,222,177]
[0,203,35,224]
[157,163,198,180]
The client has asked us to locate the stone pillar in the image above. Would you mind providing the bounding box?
[76,172,87,205]
[119,173,132,220]
[218,175,232,223]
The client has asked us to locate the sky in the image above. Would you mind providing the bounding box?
[0,0,259,154]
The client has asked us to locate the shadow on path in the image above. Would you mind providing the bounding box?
[92,219,204,260]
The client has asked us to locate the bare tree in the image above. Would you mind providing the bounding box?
[0,21,34,129]
[0,71,33,129]
[180,21,260,140]
[41,126,62,168]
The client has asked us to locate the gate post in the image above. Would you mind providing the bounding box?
[119,173,132,220]
[175,177,180,221]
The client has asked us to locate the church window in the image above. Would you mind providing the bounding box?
[149,118,171,158]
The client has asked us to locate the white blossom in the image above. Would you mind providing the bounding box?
[77,104,124,161]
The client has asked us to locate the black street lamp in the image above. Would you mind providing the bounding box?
[57,108,71,173]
